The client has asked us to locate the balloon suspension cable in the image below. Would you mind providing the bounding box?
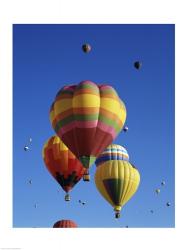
[65,193,70,201]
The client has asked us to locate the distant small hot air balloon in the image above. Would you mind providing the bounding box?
[161,181,166,186]
[82,43,91,53]
[24,146,29,151]
[155,189,160,194]
[123,126,128,132]
[28,179,32,185]
[134,61,142,70]
[166,202,171,207]
[78,199,86,205]
[53,219,77,228]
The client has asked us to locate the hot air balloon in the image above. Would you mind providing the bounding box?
[78,200,86,205]
[155,189,160,194]
[134,61,142,70]
[166,202,171,207]
[53,219,77,228]
[42,135,86,201]
[24,146,29,151]
[123,126,128,132]
[50,80,126,181]
[82,43,91,53]
[95,144,140,218]
[161,181,166,186]
[28,179,32,185]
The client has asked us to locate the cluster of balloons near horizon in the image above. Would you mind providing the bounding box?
[42,80,140,225]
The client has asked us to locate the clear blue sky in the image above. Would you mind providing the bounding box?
[13,24,175,228]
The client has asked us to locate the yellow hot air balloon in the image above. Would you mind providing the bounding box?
[95,144,140,218]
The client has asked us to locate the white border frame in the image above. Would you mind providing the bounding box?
[0,0,186,249]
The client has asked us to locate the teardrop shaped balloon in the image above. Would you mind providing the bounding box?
[95,144,140,218]
[42,135,86,200]
[134,61,142,70]
[53,219,77,228]
[50,81,126,178]
[82,43,91,53]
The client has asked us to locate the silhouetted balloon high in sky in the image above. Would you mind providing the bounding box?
[24,146,29,151]
[161,181,166,186]
[134,61,142,70]
[50,80,127,180]
[82,43,91,53]
[123,126,128,132]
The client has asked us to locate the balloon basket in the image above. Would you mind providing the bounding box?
[65,194,70,201]
[115,212,120,219]
[83,174,90,182]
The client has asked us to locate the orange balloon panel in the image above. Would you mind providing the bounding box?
[53,219,77,228]
[42,136,86,193]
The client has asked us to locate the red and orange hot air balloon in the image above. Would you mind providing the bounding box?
[53,219,77,228]
[42,135,86,201]
[50,80,126,181]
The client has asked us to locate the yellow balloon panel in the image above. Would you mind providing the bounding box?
[95,160,140,210]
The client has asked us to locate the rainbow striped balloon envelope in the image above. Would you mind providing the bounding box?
[95,144,129,167]
[50,80,127,170]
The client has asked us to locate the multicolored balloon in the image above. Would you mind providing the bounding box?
[42,135,86,201]
[95,144,140,218]
[50,80,126,180]
[53,219,77,228]
[95,144,129,166]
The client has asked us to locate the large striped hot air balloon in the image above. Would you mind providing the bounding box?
[95,144,140,218]
[50,80,126,180]
[42,135,86,201]
[53,219,77,228]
